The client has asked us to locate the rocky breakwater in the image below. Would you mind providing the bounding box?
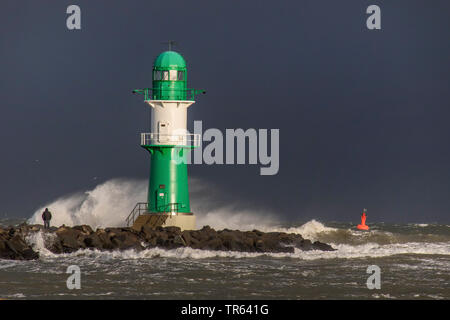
[0,224,335,260]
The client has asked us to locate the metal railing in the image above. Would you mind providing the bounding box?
[132,88,206,101]
[126,202,184,227]
[141,133,201,147]
[126,202,148,227]
[157,202,182,214]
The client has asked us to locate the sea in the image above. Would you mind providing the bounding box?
[0,218,448,300]
[0,179,449,299]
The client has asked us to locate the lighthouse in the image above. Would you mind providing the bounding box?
[128,49,204,231]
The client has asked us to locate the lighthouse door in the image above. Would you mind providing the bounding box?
[155,188,167,212]
[158,121,169,143]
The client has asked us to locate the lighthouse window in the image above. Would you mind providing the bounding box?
[177,71,184,80]
[153,71,162,80]
[169,70,178,80]
[161,71,169,80]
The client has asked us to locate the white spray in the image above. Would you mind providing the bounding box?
[28,177,280,231]
[28,178,147,229]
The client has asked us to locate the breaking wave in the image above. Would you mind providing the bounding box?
[267,220,338,241]
[25,230,59,257]
[27,178,279,231]
[28,179,147,229]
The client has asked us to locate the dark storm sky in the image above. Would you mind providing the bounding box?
[1,0,449,223]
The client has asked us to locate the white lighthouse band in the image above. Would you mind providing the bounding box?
[142,100,201,147]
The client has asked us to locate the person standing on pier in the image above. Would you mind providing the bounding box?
[42,208,52,229]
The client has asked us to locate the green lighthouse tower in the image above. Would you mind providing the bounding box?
[128,50,204,231]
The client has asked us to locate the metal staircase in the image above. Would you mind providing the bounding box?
[126,202,183,227]
[126,202,148,227]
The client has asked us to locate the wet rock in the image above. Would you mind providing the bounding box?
[181,230,199,247]
[219,230,249,251]
[140,226,156,240]
[191,225,217,243]
[73,225,94,235]
[173,235,186,247]
[95,228,115,250]
[164,226,182,235]
[110,231,143,250]
[297,239,313,250]
[203,237,224,250]
[56,226,85,252]
[83,233,102,248]
[312,241,335,251]
[0,233,39,260]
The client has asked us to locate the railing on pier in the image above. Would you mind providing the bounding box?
[126,202,148,227]
[125,202,184,227]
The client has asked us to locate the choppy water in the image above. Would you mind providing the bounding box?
[1,219,449,299]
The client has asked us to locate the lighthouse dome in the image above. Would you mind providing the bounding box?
[153,51,186,70]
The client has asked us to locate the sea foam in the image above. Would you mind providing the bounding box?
[24,234,450,262]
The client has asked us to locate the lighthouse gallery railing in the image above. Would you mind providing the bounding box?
[141,133,201,147]
[132,88,205,101]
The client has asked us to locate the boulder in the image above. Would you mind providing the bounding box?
[0,234,39,260]
[173,235,186,247]
[202,237,224,250]
[191,225,218,242]
[73,225,94,235]
[297,239,313,250]
[164,226,182,235]
[181,230,200,247]
[83,233,103,248]
[95,229,115,250]
[56,227,85,252]
[110,231,143,250]
[219,230,249,251]
[312,241,335,251]
[140,225,157,241]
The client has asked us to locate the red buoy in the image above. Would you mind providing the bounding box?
[357,209,370,230]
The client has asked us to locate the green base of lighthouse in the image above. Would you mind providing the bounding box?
[143,145,192,214]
